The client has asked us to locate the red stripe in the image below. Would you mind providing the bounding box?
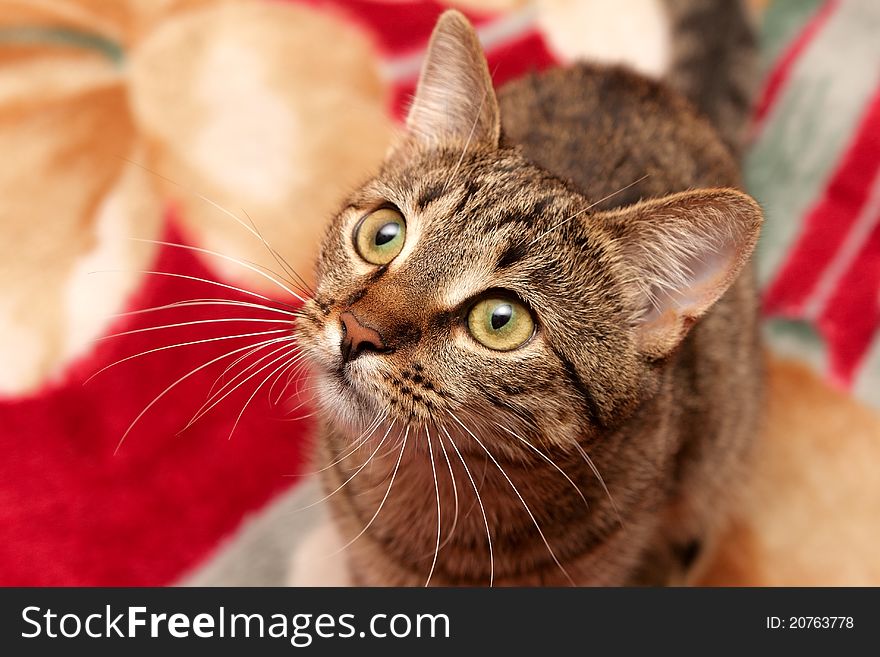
[818,215,880,386]
[750,0,839,136]
[391,30,557,120]
[298,0,498,56]
[763,84,880,316]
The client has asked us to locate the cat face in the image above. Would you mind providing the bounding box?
[294,11,761,457]
[296,146,636,455]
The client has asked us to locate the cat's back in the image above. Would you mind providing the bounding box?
[498,63,741,209]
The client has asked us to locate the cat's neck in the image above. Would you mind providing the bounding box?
[318,422,654,586]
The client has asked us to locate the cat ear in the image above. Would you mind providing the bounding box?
[405,10,500,148]
[596,189,763,358]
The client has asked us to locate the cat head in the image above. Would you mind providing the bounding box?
[295,11,762,455]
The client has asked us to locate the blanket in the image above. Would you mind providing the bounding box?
[0,0,877,586]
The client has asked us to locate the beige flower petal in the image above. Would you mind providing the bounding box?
[0,67,160,394]
[129,1,394,293]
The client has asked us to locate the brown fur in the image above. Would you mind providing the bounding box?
[294,11,763,585]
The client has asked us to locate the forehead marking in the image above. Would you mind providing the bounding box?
[437,262,496,309]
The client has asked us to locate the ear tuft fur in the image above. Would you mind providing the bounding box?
[597,189,762,357]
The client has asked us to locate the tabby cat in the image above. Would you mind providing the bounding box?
[292,3,763,586]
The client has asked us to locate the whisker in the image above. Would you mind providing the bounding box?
[241,208,315,297]
[276,408,321,423]
[493,421,589,511]
[83,329,291,384]
[528,174,650,246]
[328,424,409,558]
[130,239,308,303]
[90,269,298,309]
[289,412,386,476]
[182,346,303,431]
[226,351,304,441]
[207,338,286,398]
[442,86,489,193]
[442,426,493,587]
[435,429,460,552]
[449,411,575,586]
[269,356,311,406]
[98,316,290,341]
[122,158,314,298]
[113,337,293,454]
[182,341,299,430]
[118,298,301,319]
[572,440,623,528]
[290,418,392,512]
[424,426,441,587]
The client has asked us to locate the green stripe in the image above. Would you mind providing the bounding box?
[758,0,825,74]
[0,26,124,65]
[747,1,880,286]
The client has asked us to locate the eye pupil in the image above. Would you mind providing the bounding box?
[490,304,513,330]
[374,222,400,247]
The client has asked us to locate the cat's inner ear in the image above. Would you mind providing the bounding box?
[405,10,500,148]
[597,189,763,358]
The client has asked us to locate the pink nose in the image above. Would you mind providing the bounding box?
[340,311,386,362]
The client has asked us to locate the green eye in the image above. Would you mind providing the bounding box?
[354,207,406,265]
[467,296,535,351]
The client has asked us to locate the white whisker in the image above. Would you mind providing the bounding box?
[442,425,493,587]
[113,337,293,454]
[290,419,392,512]
[226,351,304,440]
[494,421,589,511]
[121,158,313,297]
[99,316,290,341]
[528,174,650,246]
[442,86,489,193]
[90,269,297,309]
[329,424,409,558]
[83,329,291,384]
[435,429,460,551]
[207,338,285,398]
[573,440,623,528]
[182,341,300,430]
[241,208,315,297]
[424,426,442,587]
[119,298,300,319]
[130,239,308,303]
[449,411,575,586]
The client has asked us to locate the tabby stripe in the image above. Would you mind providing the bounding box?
[451,179,481,218]
[496,242,528,270]
[550,346,605,429]
[485,392,538,430]
[416,182,446,209]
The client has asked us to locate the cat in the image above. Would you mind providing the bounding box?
[290,3,763,586]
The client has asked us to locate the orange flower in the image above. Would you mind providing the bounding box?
[0,0,393,394]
